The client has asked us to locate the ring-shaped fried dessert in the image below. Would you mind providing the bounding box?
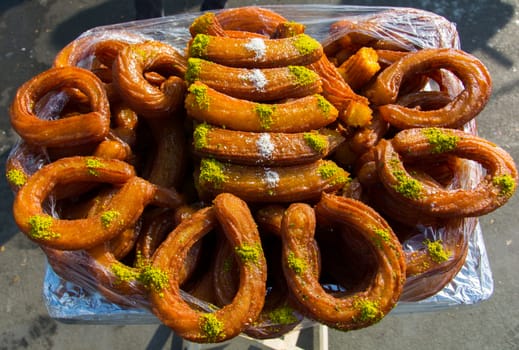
[10,67,110,147]
[113,41,188,118]
[53,31,147,69]
[195,158,349,203]
[375,128,517,218]
[280,194,405,331]
[149,193,267,343]
[188,33,323,68]
[215,6,287,37]
[192,124,344,166]
[185,58,323,101]
[212,229,306,340]
[185,82,338,132]
[12,156,158,250]
[365,48,492,129]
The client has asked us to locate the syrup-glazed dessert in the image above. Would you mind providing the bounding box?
[6,6,517,344]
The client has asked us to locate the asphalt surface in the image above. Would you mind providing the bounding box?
[1,0,518,349]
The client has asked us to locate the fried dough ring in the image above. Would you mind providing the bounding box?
[188,33,323,68]
[215,6,287,36]
[195,158,349,203]
[10,67,110,147]
[281,194,405,331]
[150,193,267,343]
[375,128,517,218]
[12,156,165,250]
[309,55,373,128]
[365,48,492,129]
[112,41,188,118]
[53,31,146,69]
[142,117,187,188]
[185,82,338,132]
[193,124,344,166]
[212,230,305,340]
[185,58,322,101]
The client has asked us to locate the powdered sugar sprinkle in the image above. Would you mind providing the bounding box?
[240,69,268,91]
[244,38,266,60]
[256,133,274,159]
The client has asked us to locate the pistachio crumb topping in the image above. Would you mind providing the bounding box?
[111,263,139,284]
[6,169,27,187]
[423,239,451,263]
[303,132,328,154]
[190,12,215,35]
[138,265,169,293]
[388,157,423,199]
[353,299,383,322]
[85,158,104,176]
[421,127,459,153]
[185,57,204,84]
[199,313,225,342]
[492,174,516,197]
[234,243,262,264]
[255,104,275,130]
[317,161,350,186]
[193,122,212,150]
[293,34,321,56]
[188,83,210,110]
[287,251,306,275]
[28,215,59,240]
[315,95,333,117]
[189,34,211,58]
[268,305,298,325]
[100,210,120,228]
[288,65,318,86]
[371,226,391,248]
[198,158,228,188]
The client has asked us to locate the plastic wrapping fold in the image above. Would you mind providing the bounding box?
[7,4,495,328]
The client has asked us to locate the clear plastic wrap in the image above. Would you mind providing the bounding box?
[7,3,495,332]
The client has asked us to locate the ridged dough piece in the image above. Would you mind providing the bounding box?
[195,158,349,203]
[375,128,517,218]
[185,82,338,132]
[192,124,344,166]
[185,58,322,101]
[281,194,405,331]
[365,48,492,129]
[188,33,323,68]
[149,193,267,343]
[10,67,110,147]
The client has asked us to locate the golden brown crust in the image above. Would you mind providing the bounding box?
[193,126,344,166]
[150,193,267,343]
[10,67,110,147]
[281,194,405,331]
[375,128,517,218]
[215,6,287,36]
[113,41,188,118]
[365,48,492,129]
[185,81,338,132]
[188,33,323,68]
[12,156,159,250]
[195,158,349,203]
[186,58,322,101]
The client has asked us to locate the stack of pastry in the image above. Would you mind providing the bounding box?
[5,6,518,344]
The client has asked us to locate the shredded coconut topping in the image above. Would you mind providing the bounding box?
[256,133,274,159]
[244,38,266,60]
[240,69,268,91]
[263,168,280,188]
